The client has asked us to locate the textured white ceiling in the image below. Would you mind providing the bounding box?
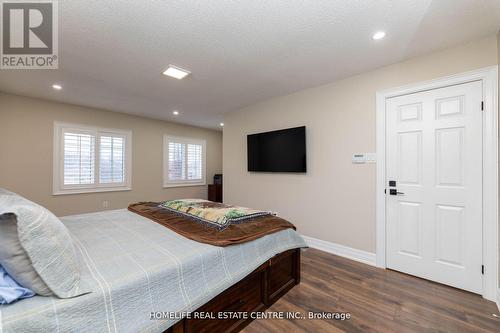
[1,0,499,129]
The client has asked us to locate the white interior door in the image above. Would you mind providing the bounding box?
[385,81,483,294]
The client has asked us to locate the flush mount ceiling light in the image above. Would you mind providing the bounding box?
[52,84,62,90]
[372,31,386,40]
[220,123,224,127]
[173,110,179,115]
[162,65,191,79]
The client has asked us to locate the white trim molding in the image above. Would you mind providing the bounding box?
[163,135,207,188]
[302,235,376,266]
[53,122,133,195]
[497,288,500,312]
[375,66,498,301]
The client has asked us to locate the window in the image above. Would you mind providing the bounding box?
[163,136,206,187]
[53,122,132,195]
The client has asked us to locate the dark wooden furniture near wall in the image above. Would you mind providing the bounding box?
[208,184,223,203]
[166,248,301,333]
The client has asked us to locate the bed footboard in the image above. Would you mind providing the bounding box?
[167,248,301,333]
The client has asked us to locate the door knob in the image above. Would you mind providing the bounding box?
[389,189,405,196]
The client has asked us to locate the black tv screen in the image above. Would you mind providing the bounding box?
[247,126,306,172]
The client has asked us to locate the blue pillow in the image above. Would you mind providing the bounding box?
[0,264,35,304]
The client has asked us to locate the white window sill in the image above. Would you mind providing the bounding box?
[163,182,206,188]
[53,186,132,196]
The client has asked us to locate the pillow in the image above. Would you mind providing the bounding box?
[0,213,52,296]
[0,192,86,298]
[0,264,35,304]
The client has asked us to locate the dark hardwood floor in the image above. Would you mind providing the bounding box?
[242,248,500,333]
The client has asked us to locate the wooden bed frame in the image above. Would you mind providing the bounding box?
[166,248,301,333]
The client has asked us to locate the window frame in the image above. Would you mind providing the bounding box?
[163,135,206,188]
[53,122,132,195]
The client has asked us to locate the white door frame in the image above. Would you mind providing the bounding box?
[376,66,498,301]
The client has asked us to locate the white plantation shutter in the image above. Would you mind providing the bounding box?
[54,123,131,195]
[168,141,186,181]
[100,136,125,184]
[187,144,202,180]
[164,136,206,186]
[63,132,95,185]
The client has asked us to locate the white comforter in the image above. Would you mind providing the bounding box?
[0,209,307,333]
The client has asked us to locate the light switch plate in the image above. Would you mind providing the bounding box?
[352,154,365,163]
[352,153,376,164]
[365,153,376,163]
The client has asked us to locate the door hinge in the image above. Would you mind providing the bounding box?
[481,101,484,111]
[481,265,484,274]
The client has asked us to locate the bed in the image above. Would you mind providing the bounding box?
[0,208,306,333]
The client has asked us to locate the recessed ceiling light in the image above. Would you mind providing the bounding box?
[173,110,179,115]
[372,31,386,40]
[220,123,224,127]
[52,84,62,90]
[162,65,191,79]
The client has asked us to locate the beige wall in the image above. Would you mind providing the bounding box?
[223,36,498,253]
[0,93,223,216]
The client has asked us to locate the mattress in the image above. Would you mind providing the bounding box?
[0,209,307,333]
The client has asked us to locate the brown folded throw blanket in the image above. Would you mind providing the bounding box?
[128,202,295,246]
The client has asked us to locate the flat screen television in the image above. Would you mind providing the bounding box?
[247,126,306,172]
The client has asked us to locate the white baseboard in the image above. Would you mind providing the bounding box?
[301,235,376,266]
[497,288,500,312]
